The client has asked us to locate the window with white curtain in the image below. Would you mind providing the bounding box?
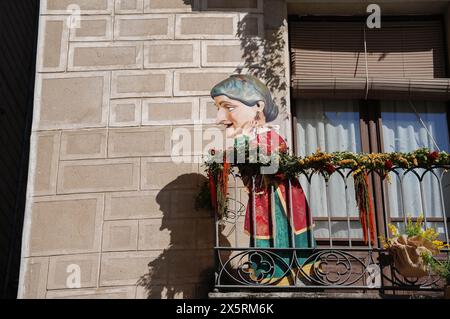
[381,101,450,241]
[295,99,450,244]
[295,100,363,242]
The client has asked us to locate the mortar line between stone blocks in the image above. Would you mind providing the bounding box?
[34,251,101,259]
[28,250,107,259]
[138,157,142,191]
[105,216,179,222]
[112,7,116,43]
[171,71,175,98]
[45,284,137,294]
[199,40,203,67]
[54,130,63,195]
[95,70,114,289]
[41,188,148,197]
[137,220,142,252]
[139,99,143,127]
[173,13,176,40]
[65,16,71,73]
[140,42,144,70]
[41,14,114,17]
[106,70,112,158]
[44,256,51,299]
[134,218,139,252]
[97,193,106,289]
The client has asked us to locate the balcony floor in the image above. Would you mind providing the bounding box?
[208,291,444,299]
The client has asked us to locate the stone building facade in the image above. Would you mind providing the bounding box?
[17,0,450,299]
[19,0,290,299]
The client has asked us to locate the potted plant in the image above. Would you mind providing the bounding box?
[380,216,448,278]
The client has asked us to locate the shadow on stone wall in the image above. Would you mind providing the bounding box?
[182,0,288,115]
[138,174,230,298]
[136,0,287,298]
[235,10,288,119]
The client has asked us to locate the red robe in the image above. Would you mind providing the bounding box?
[241,129,312,239]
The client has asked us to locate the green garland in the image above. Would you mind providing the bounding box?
[204,147,449,179]
[196,148,450,219]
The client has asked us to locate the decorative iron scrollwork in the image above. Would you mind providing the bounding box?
[216,248,379,288]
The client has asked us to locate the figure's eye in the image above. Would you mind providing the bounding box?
[225,104,236,112]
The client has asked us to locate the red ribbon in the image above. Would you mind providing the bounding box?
[357,174,376,246]
[209,155,230,216]
[208,171,217,213]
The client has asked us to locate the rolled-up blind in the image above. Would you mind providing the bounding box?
[290,20,449,100]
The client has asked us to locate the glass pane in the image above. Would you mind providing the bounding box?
[381,101,450,227]
[295,100,362,155]
[314,221,363,239]
[427,222,448,242]
[381,101,449,152]
[295,100,362,240]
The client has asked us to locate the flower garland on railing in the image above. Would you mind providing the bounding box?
[196,148,450,244]
[205,150,230,219]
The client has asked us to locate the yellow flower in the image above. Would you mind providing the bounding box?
[416,215,424,227]
[431,240,448,250]
[360,155,370,164]
[379,236,390,249]
[338,159,357,167]
[423,227,439,241]
[388,224,399,237]
[399,157,409,167]
[385,173,392,184]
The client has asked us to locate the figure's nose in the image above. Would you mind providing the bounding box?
[216,107,229,125]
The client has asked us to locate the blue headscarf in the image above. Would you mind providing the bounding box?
[210,74,279,122]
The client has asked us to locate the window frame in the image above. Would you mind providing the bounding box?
[291,99,450,247]
[288,14,450,247]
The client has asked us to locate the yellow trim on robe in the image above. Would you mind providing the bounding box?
[276,188,315,235]
[248,261,321,286]
[243,185,315,239]
[243,229,272,240]
[276,187,288,212]
[243,221,315,239]
[294,224,315,235]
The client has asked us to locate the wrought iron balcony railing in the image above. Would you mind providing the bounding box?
[213,165,450,296]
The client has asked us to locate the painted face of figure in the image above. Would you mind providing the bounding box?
[214,95,265,138]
